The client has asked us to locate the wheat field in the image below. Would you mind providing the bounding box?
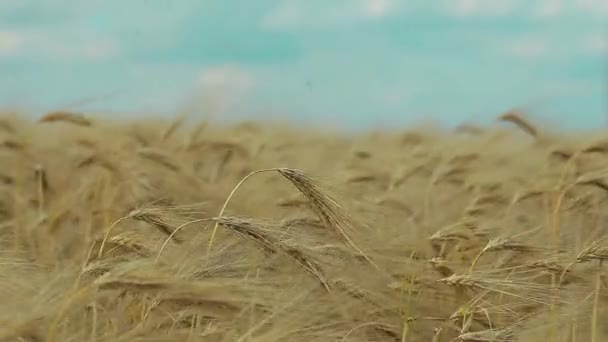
[0,111,607,341]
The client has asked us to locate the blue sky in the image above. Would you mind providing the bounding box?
[0,0,607,130]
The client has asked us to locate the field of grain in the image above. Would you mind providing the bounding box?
[1,111,607,341]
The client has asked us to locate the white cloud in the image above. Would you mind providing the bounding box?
[443,0,606,18]
[81,38,120,61]
[364,0,394,18]
[444,0,522,17]
[535,0,562,18]
[501,38,548,59]
[376,85,411,106]
[575,0,608,15]
[186,65,257,115]
[261,1,301,29]
[197,66,256,94]
[583,34,608,54]
[261,0,399,30]
[0,29,120,61]
[0,31,25,57]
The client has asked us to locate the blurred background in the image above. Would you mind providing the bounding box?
[0,0,607,131]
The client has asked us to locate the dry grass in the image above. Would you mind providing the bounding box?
[1,111,608,341]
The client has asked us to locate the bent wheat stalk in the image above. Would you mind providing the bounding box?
[207,168,279,255]
[39,111,92,127]
[161,115,185,142]
[498,111,538,138]
[207,167,376,268]
[155,218,213,263]
[97,216,130,258]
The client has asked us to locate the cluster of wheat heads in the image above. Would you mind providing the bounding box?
[1,111,608,341]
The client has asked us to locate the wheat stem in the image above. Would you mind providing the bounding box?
[591,260,603,342]
[207,168,278,255]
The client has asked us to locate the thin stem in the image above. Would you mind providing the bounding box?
[97,215,129,258]
[591,260,603,342]
[155,218,213,263]
[207,168,278,256]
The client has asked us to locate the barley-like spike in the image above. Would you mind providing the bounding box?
[498,111,538,138]
[109,233,153,257]
[0,118,16,133]
[276,168,376,268]
[186,121,207,147]
[576,242,608,263]
[214,216,277,255]
[129,208,182,243]
[457,328,514,341]
[39,111,92,127]
[214,216,331,291]
[161,115,186,141]
[1,139,25,151]
[482,237,538,253]
[582,141,608,154]
[136,147,180,172]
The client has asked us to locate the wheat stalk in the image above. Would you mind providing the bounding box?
[161,115,185,142]
[34,164,48,217]
[136,147,180,172]
[185,121,207,148]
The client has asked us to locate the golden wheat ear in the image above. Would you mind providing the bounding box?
[1,138,25,151]
[136,147,181,172]
[160,114,186,142]
[205,167,377,269]
[498,111,538,138]
[39,111,93,127]
[0,116,17,133]
[213,215,332,292]
[274,169,375,259]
